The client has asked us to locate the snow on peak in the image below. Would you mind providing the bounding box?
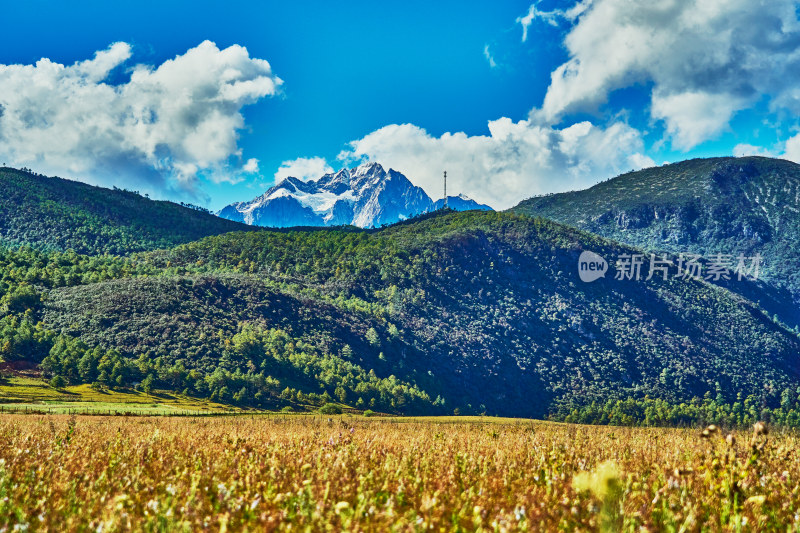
[352,161,383,174]
[218,163,492,228]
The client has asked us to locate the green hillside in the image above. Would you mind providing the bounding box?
[0,167,253,254]
[512,156,800,327]
[0,210,794,418]
[1,168,800,421]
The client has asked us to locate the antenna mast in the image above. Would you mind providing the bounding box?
[443,170,447,209]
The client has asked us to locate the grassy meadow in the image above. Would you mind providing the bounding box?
[0,414,798,531]
[0,377,245,416]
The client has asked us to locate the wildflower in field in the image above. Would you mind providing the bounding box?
[513,505,526,521]
[249,497,260,511]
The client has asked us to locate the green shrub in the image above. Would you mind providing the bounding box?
[363,409,375,417]
[319,403,342,415]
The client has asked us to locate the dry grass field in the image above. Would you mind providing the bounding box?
[0,414,797,531]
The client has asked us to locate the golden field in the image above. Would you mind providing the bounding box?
[0,415,797,531]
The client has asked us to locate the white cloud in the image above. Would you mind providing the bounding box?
[0,41,281,197]
[483,45,497,68]
[337,118,652,210]
[517,2,569,41]
[627,152,656,169]
[517,5,542,42]
[751,133,800,164]
[75,42,133,82]
[243,158,260,174]
[783,135,800,163]
[517,1,593,41]
[651,90,748,151]
[528,0,800,150]
[274,156,334,183]
[732,135,800,163]
[733,143,774,158]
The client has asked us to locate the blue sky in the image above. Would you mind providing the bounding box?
[1,1,800,209]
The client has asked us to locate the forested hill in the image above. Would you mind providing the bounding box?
[1,209,797,418]
[2,166,800,420]
[0,167,253,255]
[511,156,800,327]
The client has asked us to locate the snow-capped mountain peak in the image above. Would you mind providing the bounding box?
[217,162,492,228]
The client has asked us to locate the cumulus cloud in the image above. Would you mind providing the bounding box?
[243,158,260,174]
[651,91,749,151]
[733,144,774,158]
[0,40,281,196]
[735,133,800,164]
[628,152,656,169]
[783,135,800,163]
[337,119,652,209]
[528,0,800,150]
[274,156,334,183]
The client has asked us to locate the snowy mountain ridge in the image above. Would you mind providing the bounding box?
[218,162,491,228]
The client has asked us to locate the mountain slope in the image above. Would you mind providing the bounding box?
[512,156,800,326]
[3,164,800,419]
[218,162,491,228]
[30,211,800,417]
[0,167,253,255]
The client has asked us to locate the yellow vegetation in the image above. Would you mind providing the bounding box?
[0,415,797,531]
